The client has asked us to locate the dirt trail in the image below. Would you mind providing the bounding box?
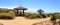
[0,17,51,25]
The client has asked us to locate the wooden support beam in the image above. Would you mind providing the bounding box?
[17,10,19,16]
[23,10,24,16]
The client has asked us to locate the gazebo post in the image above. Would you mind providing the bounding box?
[17,10,19,16]
[23,10,24,16]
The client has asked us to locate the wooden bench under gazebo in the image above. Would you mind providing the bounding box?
[14,7,27,16]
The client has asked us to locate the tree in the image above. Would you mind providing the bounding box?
[37,9,44,15]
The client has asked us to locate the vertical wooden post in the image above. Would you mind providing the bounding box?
[17,10,19,16]
[23,10,24,16]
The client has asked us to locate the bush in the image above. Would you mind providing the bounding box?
[0,11,15,19]
[47,14,51,17]
[9,11,15,16]
[24,12,49,19]
[9,11,15,18]
[51,16,57,21]
[28,14,38,19]
[24,13,32,17]
[54,14,60,19]
[50,13,60,21]
[25,13,43,19]
[41,14,48,18]
[36,14,43,18]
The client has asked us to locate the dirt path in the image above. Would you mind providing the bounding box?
[0,17,51,25]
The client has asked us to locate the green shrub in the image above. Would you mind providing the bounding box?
[24,12,50,19]
[50,13,60,21]
[36,14,43,18]
[9,11,15,18]
[28,14,37,19]
[47,14,51,17]
[0,11,15,19]
[9,11,15,16]
[31,14,43,18]
[26,14,43,19]
[24,13,32,17]
[54,14,60,19]
[50,13,60,19]
[41,14,48,18]
[51,16,57,21]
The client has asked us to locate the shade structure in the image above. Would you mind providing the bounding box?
[14,7,27,10]
[14,7,27,16]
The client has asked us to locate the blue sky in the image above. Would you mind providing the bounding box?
[0,0,60,13]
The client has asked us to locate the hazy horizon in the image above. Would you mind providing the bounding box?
[0,0,60,13]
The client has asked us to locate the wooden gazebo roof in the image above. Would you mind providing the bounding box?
[14,6,27,16]
[14,7,27,10]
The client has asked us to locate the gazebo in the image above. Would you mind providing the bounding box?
[14,7,27,16]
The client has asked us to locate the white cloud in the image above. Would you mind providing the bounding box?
[24,8,54,13]
[0,6,18,9]
[0,6,57,13]
[25,8,39,13]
